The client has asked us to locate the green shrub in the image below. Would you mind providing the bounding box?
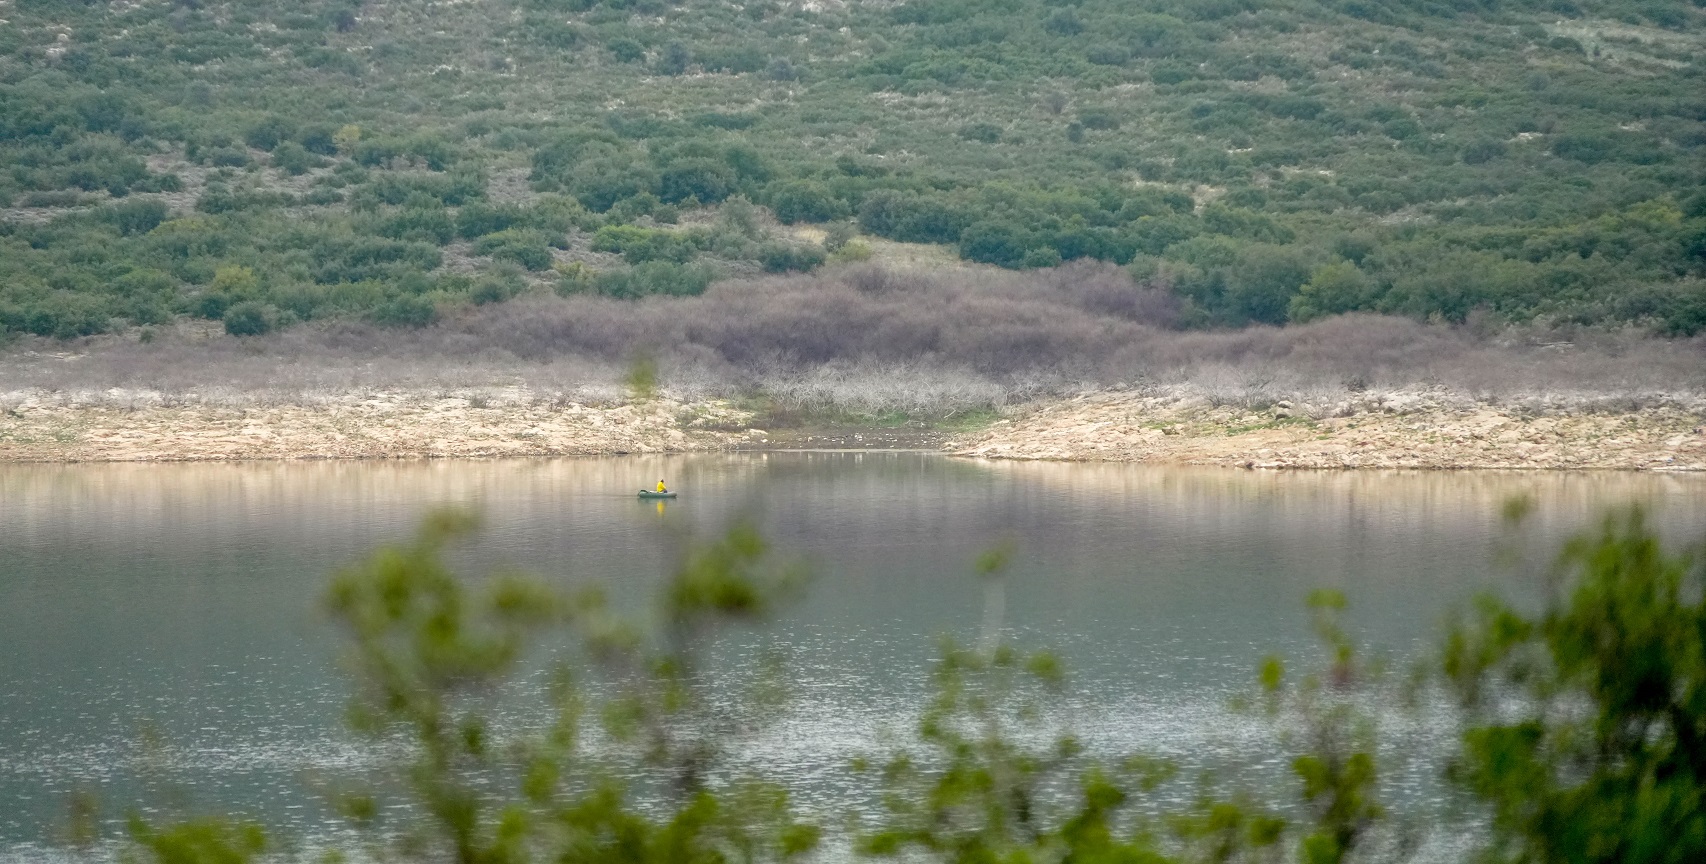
[104,199,169,237]
[474,229,554,271]
[296,125,340,156]
[658,158,735,205]
[189,291,231,321]
[607,37,645,63]
[197,189,295,214]
[692,111,760,130]
[758,241,826,273]
[567,159,658,213]
[769,181,849,225]
[590,225,701,264]
[1044,8,1084,36]
[20,191,93,208]
[369,294,438,327]
[244,117,296,152]
[959,221,1033,269]
[1078,109,1122,131]
[271,142,325,176]
[1086,45,1131,66]
[312,238,443,284]
[823,221,857,253]
[455,202,524,239]
[222,301,273,336]
[9,292,109,339]
[658,41,691,76]
[112,268,177,299]
[594,261,715,298]
[354,170,485,208]
[303,188,344,206]
[470,272,525,305]
[859,192,970,245]
[1288,261,1373,323]
[1226,245,1313,325]
[1022,246,1064,268]
[550,261,597,296]
[699,46,766,74]
[379,207,456,245]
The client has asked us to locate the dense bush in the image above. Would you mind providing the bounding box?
[271,142,325,176]
[594,261,717,298]
[768,181,850,224]
[591,225,703,264]
[104,199,169,237]
[474,229,555,271]
[959,221,1035,268]
[221,301,274,337]
[758,241,827,273]
[369,294,439,328]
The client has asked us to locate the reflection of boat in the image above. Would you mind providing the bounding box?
[638,490,678,499]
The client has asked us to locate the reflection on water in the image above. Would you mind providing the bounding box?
[2,455,1704,860]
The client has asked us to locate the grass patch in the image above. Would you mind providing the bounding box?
[1222,415,1319,436]
[932,407,1003,432]
[737,396,999,432]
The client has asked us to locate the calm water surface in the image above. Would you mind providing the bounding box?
[3,454,1704,860]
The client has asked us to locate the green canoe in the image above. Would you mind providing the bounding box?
[638,490,678,499]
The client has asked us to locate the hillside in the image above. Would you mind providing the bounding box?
[1,0,1704,345]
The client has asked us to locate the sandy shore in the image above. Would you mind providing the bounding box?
[4,388,1705,469]
[949,390,1706,471]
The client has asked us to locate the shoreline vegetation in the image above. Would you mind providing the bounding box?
[3,0,1704,471]
[5,265,1704,468]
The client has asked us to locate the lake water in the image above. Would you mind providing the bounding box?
[3,454,1705,861]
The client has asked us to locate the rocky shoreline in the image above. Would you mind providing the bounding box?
[948,389,1706,471]
[0,392,758,462]
[3,388,1703,470]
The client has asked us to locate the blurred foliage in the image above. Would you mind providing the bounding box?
[858,636,1196,863]
[1257,590,1396,864]
[1444,507,1706,864]
[99,502,1706,863]
[626,349,660,400]
[0,0,1702,338]
[127,817,267,864]
[195,508,820,864]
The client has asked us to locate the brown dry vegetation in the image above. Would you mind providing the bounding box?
[7,263,1706,466]
[6,262,1706,416]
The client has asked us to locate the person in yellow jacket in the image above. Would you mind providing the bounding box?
[656,480,668,493]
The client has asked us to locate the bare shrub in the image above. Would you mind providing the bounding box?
[756,362,1047,415]
[5,264,1705,414]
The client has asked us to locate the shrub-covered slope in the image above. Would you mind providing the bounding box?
[1,0,1703,341]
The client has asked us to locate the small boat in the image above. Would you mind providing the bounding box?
[638,490,678,499]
